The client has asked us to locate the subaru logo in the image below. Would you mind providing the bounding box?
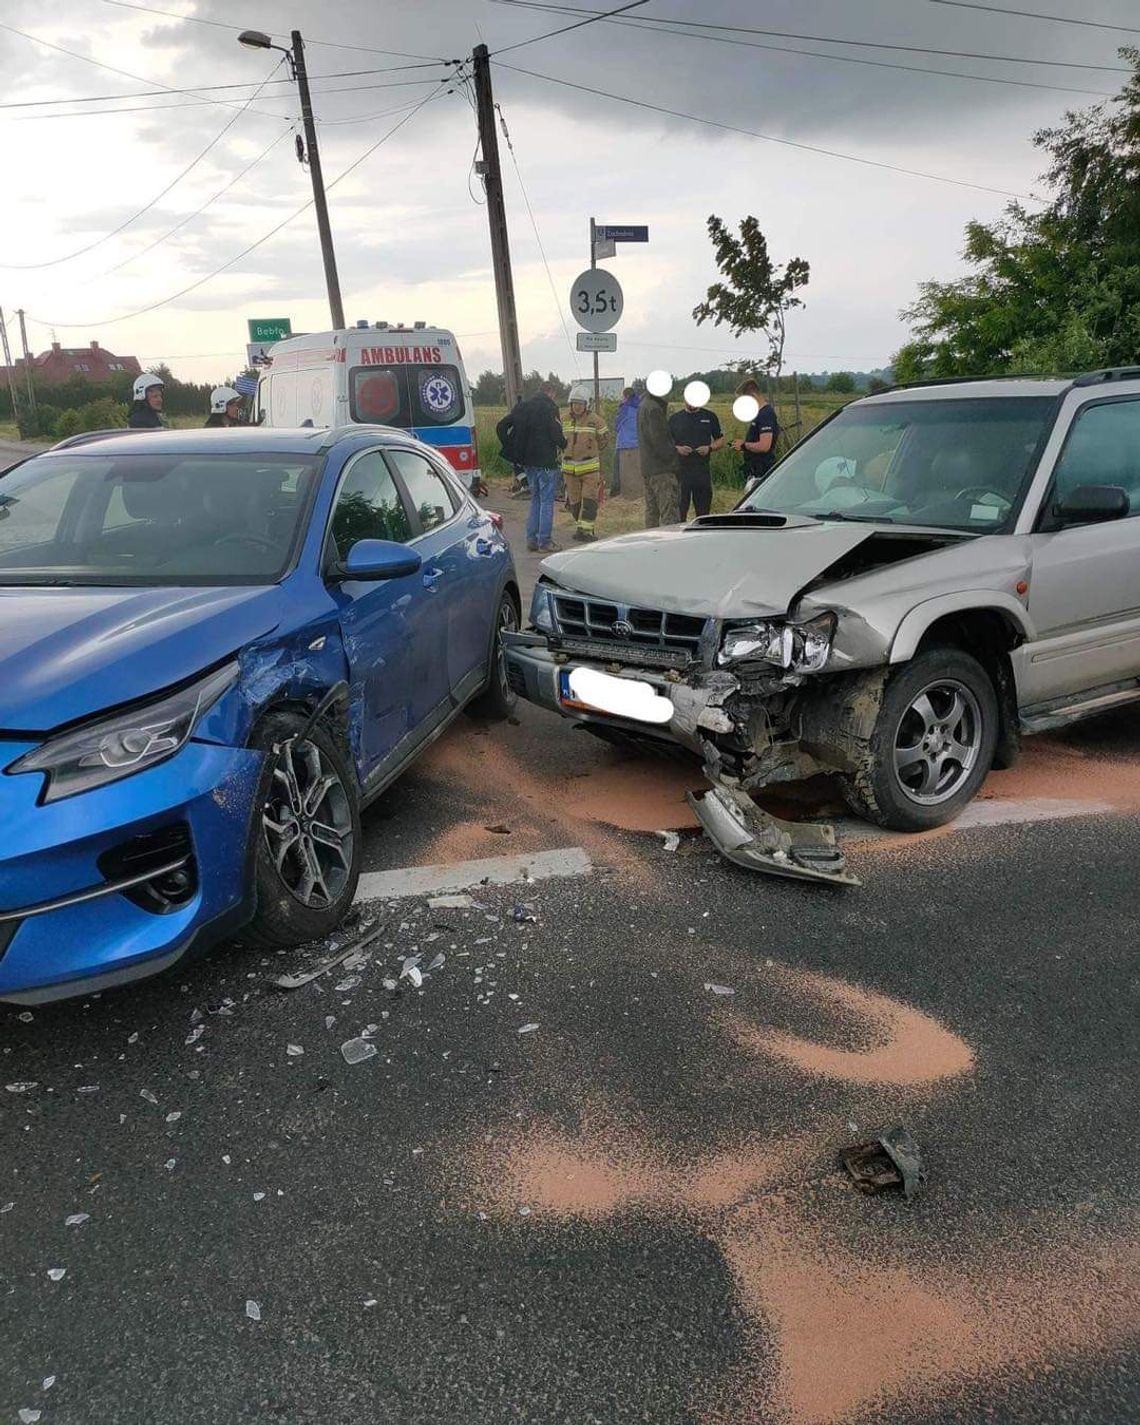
[612,619,634,640]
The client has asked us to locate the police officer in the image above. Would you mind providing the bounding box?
[127,373,167,429]
[732,377,780,485]
[668,382,723,519]
[204,386,243,427]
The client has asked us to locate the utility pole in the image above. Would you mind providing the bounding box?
[472,44,524,410]
[16,309,36,418]
[589,219,601,414]
[292,31,345,331]
[0,308,23,431]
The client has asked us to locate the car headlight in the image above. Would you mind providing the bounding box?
[530,583,556,633]
[9,662,239,804]
[717,613,836,673]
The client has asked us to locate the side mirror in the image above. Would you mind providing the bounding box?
[336,539,422,581]
[1054,484,1130,527]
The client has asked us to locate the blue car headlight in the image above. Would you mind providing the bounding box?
[8,662,240,804]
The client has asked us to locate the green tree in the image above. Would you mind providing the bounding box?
[894,47,1140,379]
[473,370,506,405]
[826,371,856,393]
[692,215,810,381]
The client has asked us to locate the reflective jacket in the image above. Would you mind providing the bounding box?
[562,407,608,474]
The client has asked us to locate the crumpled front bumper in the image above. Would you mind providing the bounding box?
[0,739,263,1003]
[502,631,737,753]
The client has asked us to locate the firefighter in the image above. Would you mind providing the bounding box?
[127,373,167,429]
[561,393,608,542]
[204,386,243,427]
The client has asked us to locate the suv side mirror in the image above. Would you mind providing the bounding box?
[1054,484,1130,527]
[335,539,422,581]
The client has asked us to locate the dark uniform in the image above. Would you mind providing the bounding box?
[668,405,722,519]
[743,401,780,484]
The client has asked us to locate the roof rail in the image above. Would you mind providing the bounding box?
[1071,367,1140,387]
[882,372,1067,393]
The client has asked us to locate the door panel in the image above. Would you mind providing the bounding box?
[1019,398,1140,706]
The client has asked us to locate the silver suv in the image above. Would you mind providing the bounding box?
[505,371,1140,832]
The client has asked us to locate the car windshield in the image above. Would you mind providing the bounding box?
[738,396,1057,532]
[0,451,320,586]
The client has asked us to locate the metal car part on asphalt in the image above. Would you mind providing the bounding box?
[839,1125,928,1199]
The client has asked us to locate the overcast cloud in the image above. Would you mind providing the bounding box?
[2,0,1136,385]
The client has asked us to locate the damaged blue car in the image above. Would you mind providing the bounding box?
[0,426,518,1003]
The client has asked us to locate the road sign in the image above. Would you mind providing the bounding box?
[247,317,292,343]
[596,225,649,243]
[576,331,617,352]
[246,342,275,368]
[570,268,623,333]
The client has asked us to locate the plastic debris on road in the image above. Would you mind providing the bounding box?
[401,962,423,989]
[657,830,681,852]
[703,983,736,996]
[6,1083,38,1094]
[286,1045,304,1057]
[19,1409,42,1423]
[64,1214,89,1228]
[245,1300,261,1321]
[271,924,384,991]
[47,1269,66,1282]
[140,1089,158,1105]
[839,1124,927,1199]
[517,1023,540,1035]
[341,1038,378,1066]
[427,952,446,972]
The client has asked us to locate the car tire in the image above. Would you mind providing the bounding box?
[244,710,362,948]
[840,648,998,832]
[467,587,520,720]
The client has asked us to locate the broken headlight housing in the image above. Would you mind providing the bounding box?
[530,582,556,633]
[9,662,239,804]
[717,612,837,673]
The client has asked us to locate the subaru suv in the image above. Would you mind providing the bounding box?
[505,370,1140,835]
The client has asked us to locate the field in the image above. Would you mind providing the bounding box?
[473,392,852,489]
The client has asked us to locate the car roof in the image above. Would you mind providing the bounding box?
[43,425,423,458]
[860,368,1140,404]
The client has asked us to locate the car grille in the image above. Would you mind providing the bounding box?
[551,594,706,667]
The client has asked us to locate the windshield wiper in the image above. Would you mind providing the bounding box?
[816,511,892,524]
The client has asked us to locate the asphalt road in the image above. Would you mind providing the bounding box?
[1,463,1138,1424]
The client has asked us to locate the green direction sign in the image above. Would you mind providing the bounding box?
[247,317,292,343]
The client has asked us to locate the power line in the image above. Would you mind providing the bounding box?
[109,126,295,273]
[498,61,1037,200]
[491,3,1113,99]
[489,0,1133,71]
[491,0,650,57]
[928,1,1140,34]
[0,60,286,270]
[25,88,450,330]
[494,99,581,374]
[99,0,457,61]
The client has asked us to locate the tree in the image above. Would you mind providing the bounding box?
[826,371,856,393]
[473,369,507,406]
[692,215,810,382]
[893,47,1140,379]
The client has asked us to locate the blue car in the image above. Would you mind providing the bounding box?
[0,426,519,1003]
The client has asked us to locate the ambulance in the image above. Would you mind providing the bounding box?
[254,321,481,484]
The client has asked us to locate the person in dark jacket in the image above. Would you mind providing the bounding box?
[636,373,680,528]
[504,382,566,552]
[204,386,243,427]
[127,372,167,429]
[732,376,780,484]
[496,396,529,497]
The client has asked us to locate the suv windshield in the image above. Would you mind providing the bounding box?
[739,396,1057,532]
[0,451,319,586]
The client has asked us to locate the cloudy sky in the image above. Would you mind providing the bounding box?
[1,0,1136,388]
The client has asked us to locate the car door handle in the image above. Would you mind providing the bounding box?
[422,566,445,589]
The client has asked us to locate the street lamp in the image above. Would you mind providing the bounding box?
[237,29,345,330]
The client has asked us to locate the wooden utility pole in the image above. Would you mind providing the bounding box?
[16,309,36,417]
[0,308,23,430]
[472,45,524,410]
[291,31,345,331]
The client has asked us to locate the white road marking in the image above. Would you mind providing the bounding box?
[354,847,592,903]
[839,796,1115,844]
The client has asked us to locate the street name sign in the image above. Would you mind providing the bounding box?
[570,268,623,333]
[247,317,292,343]
[576,331,617,352]
[596,225,649,243]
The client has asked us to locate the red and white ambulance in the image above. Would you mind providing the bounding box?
[255,322,481,484]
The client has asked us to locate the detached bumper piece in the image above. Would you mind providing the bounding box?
[687,785,860,887]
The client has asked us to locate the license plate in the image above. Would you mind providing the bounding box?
[558,668,674,725]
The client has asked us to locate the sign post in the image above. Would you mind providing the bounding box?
[589,219,600,413]
[572,223,648,413]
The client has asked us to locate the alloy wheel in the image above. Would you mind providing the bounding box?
[262,738,355,908]
[891,679,984,807]
[495,596,519,698]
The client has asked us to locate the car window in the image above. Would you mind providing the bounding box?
[330,450,413,560]
[349,366,411,427]
[408,365,464,426]
[386,450,457,533]
[1052,400,1140,517]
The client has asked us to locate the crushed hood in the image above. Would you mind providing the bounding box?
[0,585,284,731]
[540,518,881,619]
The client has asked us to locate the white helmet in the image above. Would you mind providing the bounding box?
[210,385,241,414]
[133,372,164,401]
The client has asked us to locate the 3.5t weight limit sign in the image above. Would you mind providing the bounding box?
[570,268,623,333]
